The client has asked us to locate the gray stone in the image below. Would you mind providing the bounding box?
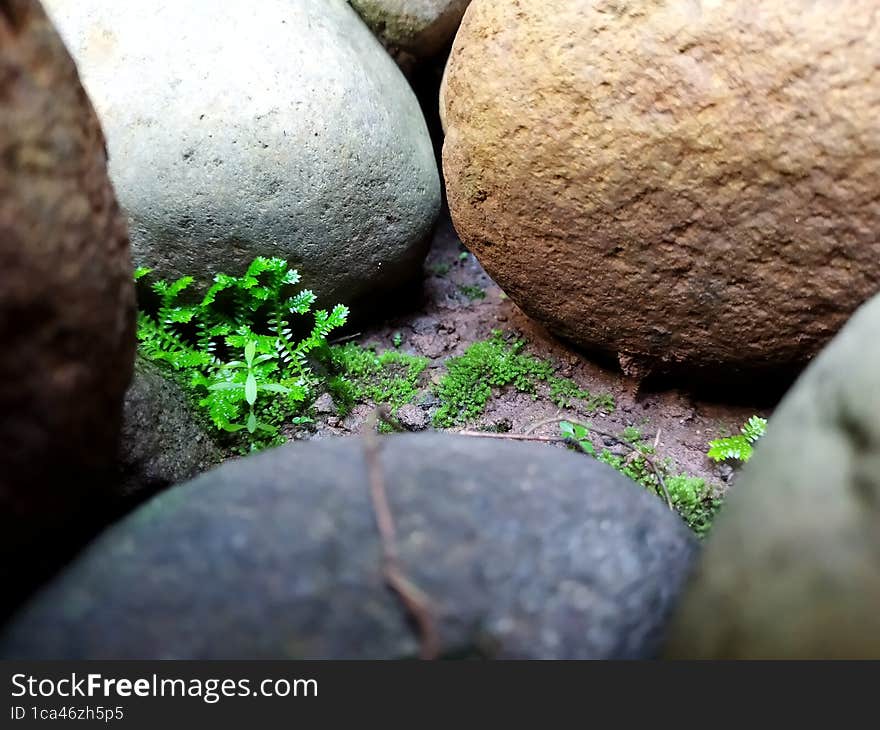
[117,359,221,499]
[396,403,428,430]
[43,0,441,311]
[350,0,472,58]
[0,434,696,659]
[313,393,337,416]
[411,332,447,358]
[410,314,440,335]
[667,292,880,659]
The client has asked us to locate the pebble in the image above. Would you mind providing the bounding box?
[396,404,428,431]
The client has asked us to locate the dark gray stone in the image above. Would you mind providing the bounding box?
[313,393,337,416]
[117,358,221,499]
[667,292,880,659]
[0,434,697,659]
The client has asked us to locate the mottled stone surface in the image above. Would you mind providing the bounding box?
[0,0,135,601]
[0,434,696,659]
[667,293,880,658]
[442,0,880,377]
[350,0,471,57]
[44,0,441,311]
[117,358,220,499]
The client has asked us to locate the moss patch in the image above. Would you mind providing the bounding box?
[433,331,615,427]
[327,343,428,415]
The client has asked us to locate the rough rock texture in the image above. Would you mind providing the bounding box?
[350,0,471,58]
[0,0,135,604]
[442,0,880,378]
[44,0,441,311]
[0,434,697,659]
[117,358,221,500]
[666,293,880,658]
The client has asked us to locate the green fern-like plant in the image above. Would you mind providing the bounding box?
[707,415,767,463]
[135,257,348,449]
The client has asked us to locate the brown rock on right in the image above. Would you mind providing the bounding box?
[0,0,135,610]
[441,0,880,379]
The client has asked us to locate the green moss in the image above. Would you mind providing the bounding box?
[599,448,718,535]
[458,284,486,301]
[664,474,721,537]
[432,332,614,428]
[433,332,551,427]
[548,376,616,412]
[560,422,719,536]
[326,343,428,415]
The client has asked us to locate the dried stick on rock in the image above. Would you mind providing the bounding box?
[363,409,440,659]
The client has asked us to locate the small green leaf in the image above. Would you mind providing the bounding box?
[244,340,256,366]
[247,412,257,433]
[578,440,595,456]
[245,373,258,405]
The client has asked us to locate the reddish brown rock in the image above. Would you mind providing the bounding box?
[0,0,135,603]
[441,0,880,378]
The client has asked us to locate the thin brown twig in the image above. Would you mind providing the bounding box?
[458,430,560,443]
[523,414,565,436]
[460,417,674,511]
[327,331,362,345]
[363,410,440,660]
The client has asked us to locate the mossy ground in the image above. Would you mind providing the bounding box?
[325,342,428,415]
[151,217,772,535]
[431,331,614,427]
[291,217,772,537]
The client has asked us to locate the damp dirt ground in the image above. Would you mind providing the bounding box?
[287,212,781,498]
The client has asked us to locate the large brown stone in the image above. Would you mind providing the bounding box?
[0,0,135,606]
[441,0,880,378]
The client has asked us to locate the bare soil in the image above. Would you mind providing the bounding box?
[292,213,778,497]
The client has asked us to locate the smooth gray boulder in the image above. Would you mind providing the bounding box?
[667,292,880,658]
[117,358,221,500]
[0,434,696,659]
[43,0,441,310]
